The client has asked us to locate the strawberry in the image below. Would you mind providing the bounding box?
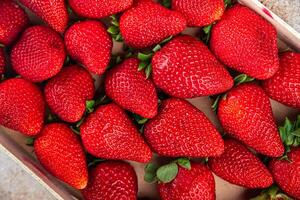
[11,25,66,82]
[105,58,158,118]
[269,147,300,199]
[80,103,152,163]
[119,0,186,49]
[34,123,88,189]
[158,162,215,200]
[0,78,45,136]
[152,35,233,98]
[209,139,273,188]
[144,98,224,157]
[0,0,28,46]
[0,47,4,76]
[217,83,284,157]
[19,0,68,33]
[210,5,279,80]
[82,161,137,200]
[44,65,95,123]
[263,52,300,109]
[172,0,225,27]
[69,0,133,19]
[65,20,112,75]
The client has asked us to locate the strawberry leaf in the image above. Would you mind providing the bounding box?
[144,163,158,183]
[234,74,255,85]
[145,64,152,79]
[156,162,178,183]
[176,158,191,170]
[138,53,153,61]
[138,62,148,71]
[160,0,171,8]
[86,100,95,113]
[211,95,221,112]
[224,0,233,8]
[26,137,35,146]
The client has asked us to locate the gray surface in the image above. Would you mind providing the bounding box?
[0,150,56,200]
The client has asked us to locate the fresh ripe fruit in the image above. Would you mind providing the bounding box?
[82,161,137,200]
[218,83,284,157]
[105,58,158,118]
[209,139,273,188]
[19,0,68,33]
[65,20,112,75]
[152,35,233,98]
[263,52,300,109]
[159,162,215,200]
[0,48,4,76]
[269,147,300,199]
[144,98,224,157]
[34,123,88,189]
[0,78,45,136]
[45,65,95,123]
[172,0,225,27]
[120,0,186,49]
[69,0,133,18]
[0,0,28,46]
[11,26,66,82]
[80,103,152,163]
[210,5,279,80]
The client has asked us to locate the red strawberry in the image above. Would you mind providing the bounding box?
[218,83,284,157]
[0,78,45,136]
[34,123,88,189]
[19,0,68,33]
[45,65,95,123]
[263,52,300,109]
[69,0,133,19]
[80,103,152,163]
[210,5,279,80]
[120,0,186,49]
[159,162,215,200]
[209,139,273,188]
[65,20,112,75]
[105,58,158,118]
[269,147,300,199]
[172,0,225,27]
[144,98,224,157]
[11,25,66,82]
[0,47,4,75]
[0,0,28,46]
[82,161,137,200]
[152,35,233,98]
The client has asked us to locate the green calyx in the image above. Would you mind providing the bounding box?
[279,115,300,153]
[26,137,35,146]
[201,24,213,44]
[250,185,292,200]
[224,0,233,8]
[234,74,255,85]
[144,158,191,184]
[160,0,172,8]
[86,100,96,113]
[107,15,123,42]
[138,36,173,79]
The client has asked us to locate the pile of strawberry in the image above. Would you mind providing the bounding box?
[0,0,300,199]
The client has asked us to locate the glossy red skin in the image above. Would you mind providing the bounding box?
[69,0,133,18]
[210,5,279,80]
[0,48,4,75]
[0,78,45,136]
[0,0,28,46]
[82,161,137,200]
[263,52,300,109]
[34,123,88,189]
[269,148,300,199]
[120,0,186,49]
[172,0,224,27]
[152,35,233,98]
[80,103,152,163]
[65,20,112,75]
[105,58,158,118]
[144,98,224,157]
[11,26,66,82]
[45,65,95,123]
[209,139,273,188]
[218,83,284,157]
[159,162,215,200]
[19,0,68,33]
